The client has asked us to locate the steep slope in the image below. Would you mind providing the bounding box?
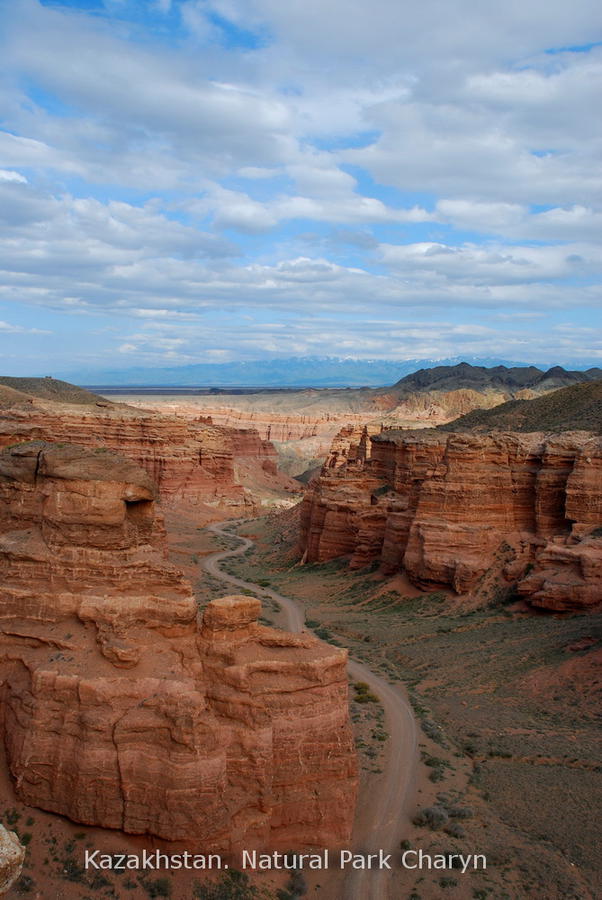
[439,379,602,434]
[0,442,357,848]
[0,376,110,405]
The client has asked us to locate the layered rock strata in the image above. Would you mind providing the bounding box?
[0,443,356,848]
[0,397,294,512]
[115,383,556,479]
[300,429,602,610]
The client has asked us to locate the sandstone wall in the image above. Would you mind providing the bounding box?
[0,401,262,511]
[0,443,356,848]
[300,429,602,610]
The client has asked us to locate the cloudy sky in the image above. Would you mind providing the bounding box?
[1,0,601,376]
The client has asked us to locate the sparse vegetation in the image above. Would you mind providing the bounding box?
[447,806,474,819]
[14,875,35,894]
[277,868,308,899]
[412,805,449,830]
[353,681,379,703]
[141,877,172,898]
[193,869,275,899]
[195,508,602,899]
[445,822,466,838]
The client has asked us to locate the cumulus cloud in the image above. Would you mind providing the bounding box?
[378,240,600,286]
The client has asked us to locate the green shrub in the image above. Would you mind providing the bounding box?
[142,877,172,898]
[412,805,449,830]
[448,806,474,819]
[445,822,466,839]
[193,869,267,898]
[15,875,35,894]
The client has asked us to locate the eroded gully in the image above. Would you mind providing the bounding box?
[202,520,419,900]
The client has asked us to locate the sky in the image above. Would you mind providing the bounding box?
[0,0,601,376]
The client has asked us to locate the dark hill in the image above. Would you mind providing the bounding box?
[0,376,111,406]
[439,380,602,434]
[391,362,602,394]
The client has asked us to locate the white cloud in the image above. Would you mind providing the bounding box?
[203,0,599,73]
[0,169,27,183]
[99,313,602,370]
[379,240,599,286]
[436,199,602,242]
[436,200,527,233]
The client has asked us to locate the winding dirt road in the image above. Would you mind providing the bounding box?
[202,521,418,900]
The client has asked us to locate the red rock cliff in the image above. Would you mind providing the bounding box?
[300,429,602,611]
[0,398,272,512]
[0,443,356,848]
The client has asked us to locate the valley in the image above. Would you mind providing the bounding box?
[201,510,600,899]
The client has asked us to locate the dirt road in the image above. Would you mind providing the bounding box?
[202,521,418,900]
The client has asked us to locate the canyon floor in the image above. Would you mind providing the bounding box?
[187,507,601,900]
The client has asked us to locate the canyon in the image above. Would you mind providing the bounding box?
[0,442,357,851]
[0,372,600,899]
[109,363,602,477]
[300,426,602,611]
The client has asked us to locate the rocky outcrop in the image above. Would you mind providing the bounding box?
[517,535,602,610]
[182,406,331,444]
[324,424,383,469]
[0,825,25,894]
[0,398,279,512]
[0,443,356,848]
[0,441,191,629]
[300,429,602,610]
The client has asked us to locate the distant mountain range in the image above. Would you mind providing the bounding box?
[53,355,602,389]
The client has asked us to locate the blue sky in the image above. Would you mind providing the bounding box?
[0,0,601,375]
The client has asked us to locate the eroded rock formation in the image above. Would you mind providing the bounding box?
[0,395,297,513]
[0,443,356,848]
[300,429,602,610]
